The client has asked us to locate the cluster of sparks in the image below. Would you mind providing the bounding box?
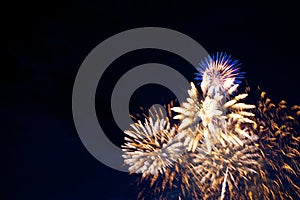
[121,53,300,199]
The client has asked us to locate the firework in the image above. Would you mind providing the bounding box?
[122,110,183,176]
[195,52,244,97]
[173,53,256,153]
[174,53,261,199]
[192,143,261,200]
[122,53,299,200]
[252,91,300,199]
[122,108,199,199]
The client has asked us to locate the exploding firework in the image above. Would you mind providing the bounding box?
[122,53,300,200]
[173,53,257,154]
[122,107,200,199]
[122,109,183,177]
[251,91,300,199]
[195,52,244,97]
[174,53,262,200]
[191,138,261,200]
[122,107,205,199]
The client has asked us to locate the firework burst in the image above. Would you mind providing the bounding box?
[122,53,299,200]
[195,52,244,97]
[191,140,261,200]
[122,108,200,199]
[252,91,300,199]
[122,110,183,176]
[173,53,256,153]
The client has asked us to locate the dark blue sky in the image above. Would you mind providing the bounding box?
[3,1,300,200]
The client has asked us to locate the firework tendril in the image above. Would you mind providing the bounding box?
[122,53,300,200]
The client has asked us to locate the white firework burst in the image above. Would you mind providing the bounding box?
[122,112,184,177]
[173,53,255,152]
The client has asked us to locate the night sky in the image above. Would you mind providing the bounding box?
[3,1,300,200]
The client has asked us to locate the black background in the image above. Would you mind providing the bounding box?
[3,1,300,199]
